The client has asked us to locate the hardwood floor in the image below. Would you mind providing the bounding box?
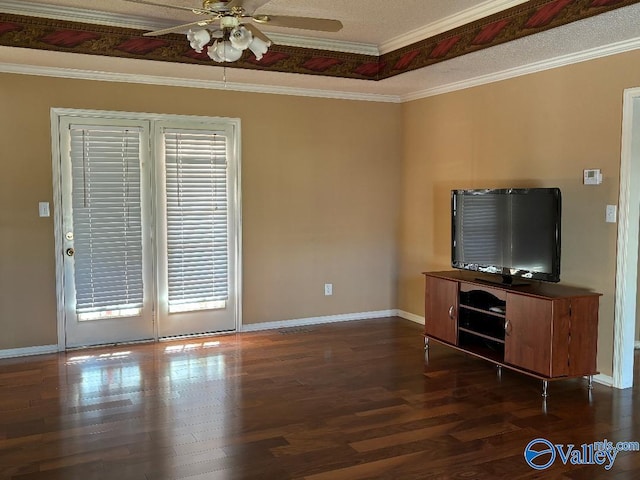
[0,317,639,479]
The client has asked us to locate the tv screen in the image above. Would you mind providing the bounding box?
[451,188,561,284]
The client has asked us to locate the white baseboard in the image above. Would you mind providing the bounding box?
[0,344,59,360]
[0,311,411,357]
[396,310,425,325]
[240,309,396,332]
[591,373,614,387]
[0,325,619,393]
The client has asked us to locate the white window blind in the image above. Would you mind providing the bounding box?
[164,128,229,313]
[70,126,144,320]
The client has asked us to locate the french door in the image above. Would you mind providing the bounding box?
[59,117,155,347]
[153,120,238,338]
[54,110,240,348]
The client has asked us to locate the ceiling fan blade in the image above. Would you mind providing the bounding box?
[143,18,216,36]
[122,0,210,15]
[252,15,343,32]
[244,23,272,44]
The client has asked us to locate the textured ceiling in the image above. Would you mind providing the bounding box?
[1,0,640,100]
[7,0,522,46]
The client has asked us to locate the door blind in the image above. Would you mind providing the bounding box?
[69,126,144,320]
[164,128,229,313]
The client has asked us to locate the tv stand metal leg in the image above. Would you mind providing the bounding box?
[542,380,549,398]
[588,375,593,390]
[424,337,429,350]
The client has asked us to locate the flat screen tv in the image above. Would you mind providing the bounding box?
[451,188,561,284]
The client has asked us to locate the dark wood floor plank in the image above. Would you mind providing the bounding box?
[0,317,638,479]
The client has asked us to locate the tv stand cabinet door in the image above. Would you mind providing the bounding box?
[504,294,553,377]
[425,276,458,345]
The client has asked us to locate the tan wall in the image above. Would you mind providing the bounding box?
[399,49,640,377]
[3,48,639,373]
[0,73,402,349]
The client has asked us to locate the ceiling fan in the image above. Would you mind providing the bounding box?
[123,0,343,63]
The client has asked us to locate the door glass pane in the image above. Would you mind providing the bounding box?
[164,129,229,314]
[70,126,144,321]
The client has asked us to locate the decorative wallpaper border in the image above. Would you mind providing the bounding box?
[377,0,640,79]
[0,0,638,81]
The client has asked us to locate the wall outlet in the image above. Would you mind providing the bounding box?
[324,283,333,296]
[606,204,617,223]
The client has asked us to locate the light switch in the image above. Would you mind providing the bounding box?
[38,202,50,217]
[606,205,617,223]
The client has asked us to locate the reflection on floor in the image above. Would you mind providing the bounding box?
[0,318,639,479]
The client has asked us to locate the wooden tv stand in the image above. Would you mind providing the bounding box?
[423,271,601,396]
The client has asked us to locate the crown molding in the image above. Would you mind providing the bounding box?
[401,36,640,103]
[267,32,378,56]
[0,61,402,103]
[3,34,638,105]
[379,0,528,54]
[0,0,177,30]
[0,0,378,56]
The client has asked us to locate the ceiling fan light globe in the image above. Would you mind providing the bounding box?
[206,41,225,62]
[248,36,270,61]
[209,39,243,62]
[187,29,211,53]
[229,26,252,50]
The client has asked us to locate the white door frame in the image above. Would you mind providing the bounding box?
[613,87,640,389]
[51,108,243,350]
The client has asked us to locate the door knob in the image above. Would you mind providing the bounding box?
[66,248,75,257]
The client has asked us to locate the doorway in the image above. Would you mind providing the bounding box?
[613,87,640,388]
[51,109,242,348]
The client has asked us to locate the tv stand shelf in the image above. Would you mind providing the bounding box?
[457,327,505,345]
[423,271,601,397]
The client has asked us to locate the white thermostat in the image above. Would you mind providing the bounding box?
[584,169,602,185]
